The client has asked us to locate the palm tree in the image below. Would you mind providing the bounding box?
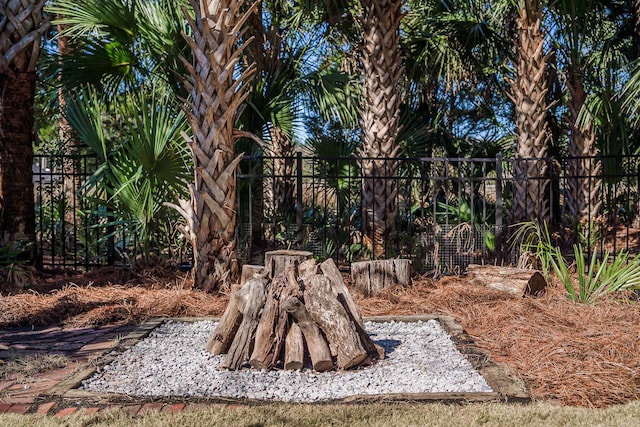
[507,0,553,224]
[553,0,603,227]
[172,0,256,291]
[0,0,49,255]
[359,0,403,258]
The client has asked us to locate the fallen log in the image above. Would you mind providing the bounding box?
[467,264,547,297]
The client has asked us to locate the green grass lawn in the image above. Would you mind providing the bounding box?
[2,401,640,427]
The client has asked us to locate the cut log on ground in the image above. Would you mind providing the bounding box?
[351,259,411,296]
[264,250,313,278]
[209,258,380,372]
[467,264,547,297]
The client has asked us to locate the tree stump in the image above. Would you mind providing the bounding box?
[351,259,411,296]
[467,264,547,297]
[264,250,313,278]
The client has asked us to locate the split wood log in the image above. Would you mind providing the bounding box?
[206,283,242,354]
[350,259,411,296]
[240,264,267,286]
[264,250,313,278]
[249,266,303,369]
[223,277,268,370]
[304,275,368,370]
[467,264,547,297]
[284,322,304,370]
[298,258,319,285]
[320,258,363,327]
[282,296,333,372]
[319,258,384,360]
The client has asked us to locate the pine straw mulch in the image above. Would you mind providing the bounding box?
[1,266,639,408]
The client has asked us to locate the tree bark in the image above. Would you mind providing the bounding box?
[264,249,312,278]
[467,264,547,297]
[223,277,268,369]
[304,275,368,370]
[282,296,333,372]
[240,264,267,286]
[206,283,243,354]
[0,71,37,250]
[320,258,363,326]
[249,266,303,369]
[350,259,411,296]
[284,322,304,370]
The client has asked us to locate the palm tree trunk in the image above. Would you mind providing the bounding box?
[175,0,255,291]
[270,127,296,220]
[508,2,552,224]
[359,0,403,258]
[566,73,602,226]
[0,72,37,248]
[0,0,49,256]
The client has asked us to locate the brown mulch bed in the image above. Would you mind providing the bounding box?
[1,266,639,408]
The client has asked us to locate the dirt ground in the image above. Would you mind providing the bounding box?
[1,264,638,409]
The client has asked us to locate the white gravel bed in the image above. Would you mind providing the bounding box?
[82,319,492,402]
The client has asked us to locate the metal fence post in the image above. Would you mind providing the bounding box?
[495,154,503,263]
[296,152,303,247]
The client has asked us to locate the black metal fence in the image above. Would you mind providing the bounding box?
[34,154,128,270]
[33,153,640,273]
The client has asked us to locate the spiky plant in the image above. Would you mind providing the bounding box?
[359,0,403,258]
[170,0,256,291]
[507,0,552,224]
[0,0,49,251]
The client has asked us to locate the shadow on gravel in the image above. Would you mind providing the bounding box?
[373,339,401,355]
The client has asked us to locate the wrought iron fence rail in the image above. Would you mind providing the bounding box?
[33,153,640,273]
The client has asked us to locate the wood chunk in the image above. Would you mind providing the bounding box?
[467,264,547,297]
[206,283,242,354]
[350,259,411,296]
[264,250,313,278]
[298,258,318,286]
[304,275,368,370]
[223,277,268,370]
[249,266,303,369]
[240,264,267,286]
[284,322,304,370]
[320,258,363,327]
[282,296,333,372]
